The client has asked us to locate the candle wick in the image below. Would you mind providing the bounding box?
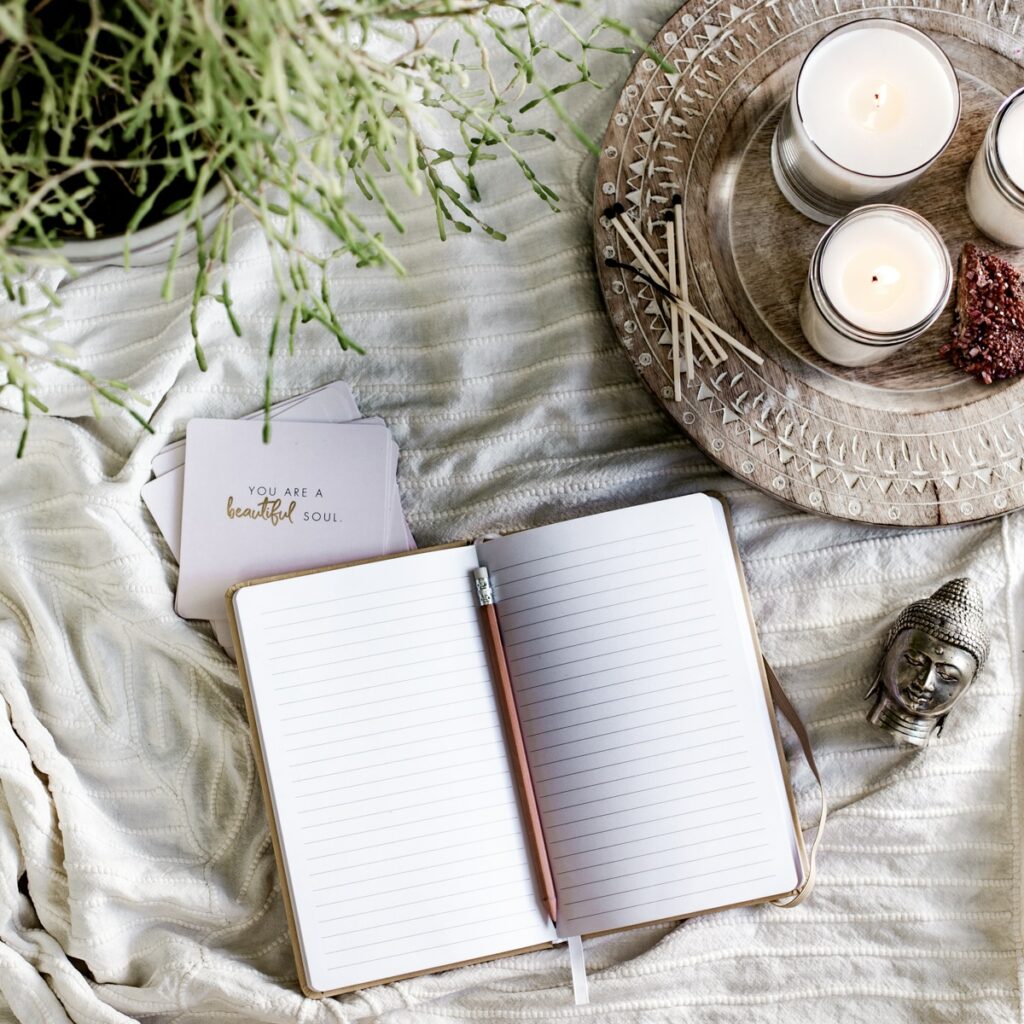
[872,274,879,283]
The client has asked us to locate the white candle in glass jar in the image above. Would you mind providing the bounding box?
[800,206,953,366]
[997,97,1024,186]
[772,20,960,224]
[966,88,1024,247]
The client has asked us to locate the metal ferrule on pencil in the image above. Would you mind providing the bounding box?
[473,566,495,606]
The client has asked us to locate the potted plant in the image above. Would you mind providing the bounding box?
[0,0,645,454]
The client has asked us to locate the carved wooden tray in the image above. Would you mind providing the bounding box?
[594,0,1024,526]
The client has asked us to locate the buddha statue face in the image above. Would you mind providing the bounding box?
[880,627,977,716]
[866,579,989,747]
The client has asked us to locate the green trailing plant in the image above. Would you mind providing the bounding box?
[0,0,651,453]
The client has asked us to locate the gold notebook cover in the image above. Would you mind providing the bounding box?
[225,495,808,998]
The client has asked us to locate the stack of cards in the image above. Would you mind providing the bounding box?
[142,382,414,656]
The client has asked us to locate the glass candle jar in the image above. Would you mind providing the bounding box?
[799,205,953,367]
[966,87,1024,247]
[772,19,960,225]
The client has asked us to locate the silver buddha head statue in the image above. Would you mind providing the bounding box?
[866,578,989,747]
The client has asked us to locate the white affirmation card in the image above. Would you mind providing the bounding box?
[177,419,393,620]
[231,545,556,995]
[149,382,361,477]
[477,494,802,937]
[143,419,404,562]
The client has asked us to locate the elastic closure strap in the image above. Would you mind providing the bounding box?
[567,935,590,1005]
[763,659,827,908]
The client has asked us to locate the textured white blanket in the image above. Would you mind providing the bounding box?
[1,3,1021,1021]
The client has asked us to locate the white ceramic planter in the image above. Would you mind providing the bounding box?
[37,179,230,269]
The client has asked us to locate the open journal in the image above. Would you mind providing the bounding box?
[227,493,809,998]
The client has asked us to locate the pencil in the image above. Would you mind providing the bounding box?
[474,566,558,925]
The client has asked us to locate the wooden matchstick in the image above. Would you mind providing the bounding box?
[703,321,763,364]
[672,196,695,380]
[664,215,682,400]
[688,305,763,365]
[690,319,724,365]
[696,318,729,363]
[607,204,670,284]
[608,216,669,294]
[603,237,766,369]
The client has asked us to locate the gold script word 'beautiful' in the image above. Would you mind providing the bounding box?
[226,496,297,526]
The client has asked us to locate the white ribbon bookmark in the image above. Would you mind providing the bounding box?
[567,934,590,1005]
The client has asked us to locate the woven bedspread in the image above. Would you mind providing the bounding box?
[1,3,1021,1021]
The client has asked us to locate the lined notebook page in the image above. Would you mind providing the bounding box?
[478,495,802,937]
[232,545,555,995]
